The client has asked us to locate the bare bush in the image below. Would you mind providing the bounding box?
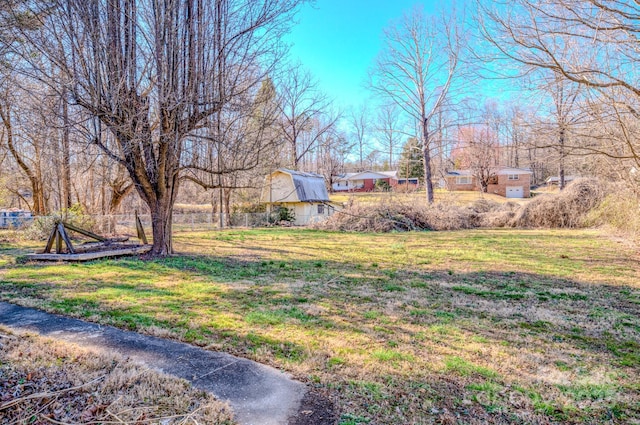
[510,179,608,228]
[474,201,520,228]
[585,187,640,240]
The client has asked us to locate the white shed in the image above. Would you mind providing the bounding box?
[261,169,334,225]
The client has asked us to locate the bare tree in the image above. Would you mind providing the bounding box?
[454,126,499,192]
[364,149,383,172]
[12,0,304,255]
[534,71,585,189]
[370,5,462,203]
[502,103,526,168]
[0,78,52,215]
[349,104,369,170]
[184,75,285,227]
[479,0,640,169]
[276,65,338,170]
[315,125,351,190]
[375,104,402,170]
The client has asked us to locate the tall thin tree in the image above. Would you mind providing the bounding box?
[370,5,462,203]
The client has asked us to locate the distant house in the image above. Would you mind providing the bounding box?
[332,170,419,192]
[545,175,578,186]
[261,169,334,225]
[445,167,533,198]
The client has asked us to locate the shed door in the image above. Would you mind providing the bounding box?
[506,186,524,198]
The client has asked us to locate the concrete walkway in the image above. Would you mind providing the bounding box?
[0,301,308,425]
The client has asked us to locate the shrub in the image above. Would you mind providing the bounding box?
[316,179,625,234]
[375,179,391,192]
[269,206,295,224]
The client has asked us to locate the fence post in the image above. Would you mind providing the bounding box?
[245,213,248,227]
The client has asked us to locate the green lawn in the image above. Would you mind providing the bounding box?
[1,228,639,424]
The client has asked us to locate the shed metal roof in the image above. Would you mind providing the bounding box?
[278,169,330,202]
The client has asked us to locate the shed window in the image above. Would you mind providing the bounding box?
[456,176,471,185]
[317,204,324,214]
[508,174,519,180]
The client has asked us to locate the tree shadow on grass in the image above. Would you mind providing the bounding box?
[2,252,640,422]
[127,254,640,367]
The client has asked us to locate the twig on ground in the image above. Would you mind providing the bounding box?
[0,374,106,410]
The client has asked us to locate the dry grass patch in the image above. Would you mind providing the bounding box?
[0,327,234,424]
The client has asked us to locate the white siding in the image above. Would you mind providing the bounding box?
[261,172,300,203]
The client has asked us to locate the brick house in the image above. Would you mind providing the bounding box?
[332,170,419,192]
[445,167,532,198]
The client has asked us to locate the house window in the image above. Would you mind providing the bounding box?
[456,176,471,185]
[317,204,324,214]
[508,174,519,180]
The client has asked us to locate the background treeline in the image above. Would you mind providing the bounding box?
[1,1,639,252]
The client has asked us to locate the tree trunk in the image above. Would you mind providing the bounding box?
[389,134,393,169]
[148,194,175,255]
[61,88,72,209]
[107,181,133,234]
[33,142,47,214]
[32,179,47,216]
[0,106,47,215]
[422,118,434,204]
[558,128,566,190]
[224,188,232,227]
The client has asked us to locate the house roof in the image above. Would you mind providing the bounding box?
[495,167,533,175]
[545,175,578,183]
[334,170,398,181]
[446,170,473,176]
[275,169,330,202]
[446,167,533,177]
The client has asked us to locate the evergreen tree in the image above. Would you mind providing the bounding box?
[399,137,424,179]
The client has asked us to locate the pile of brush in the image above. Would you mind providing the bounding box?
[318,179,610,233]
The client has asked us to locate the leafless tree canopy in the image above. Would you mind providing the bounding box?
[479,0,640,170]
[276,65,339,170]
[7,0,304,255]
[370,5,462,203]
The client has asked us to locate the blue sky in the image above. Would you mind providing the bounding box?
[284,0,440,110]
[284,1,526,113]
